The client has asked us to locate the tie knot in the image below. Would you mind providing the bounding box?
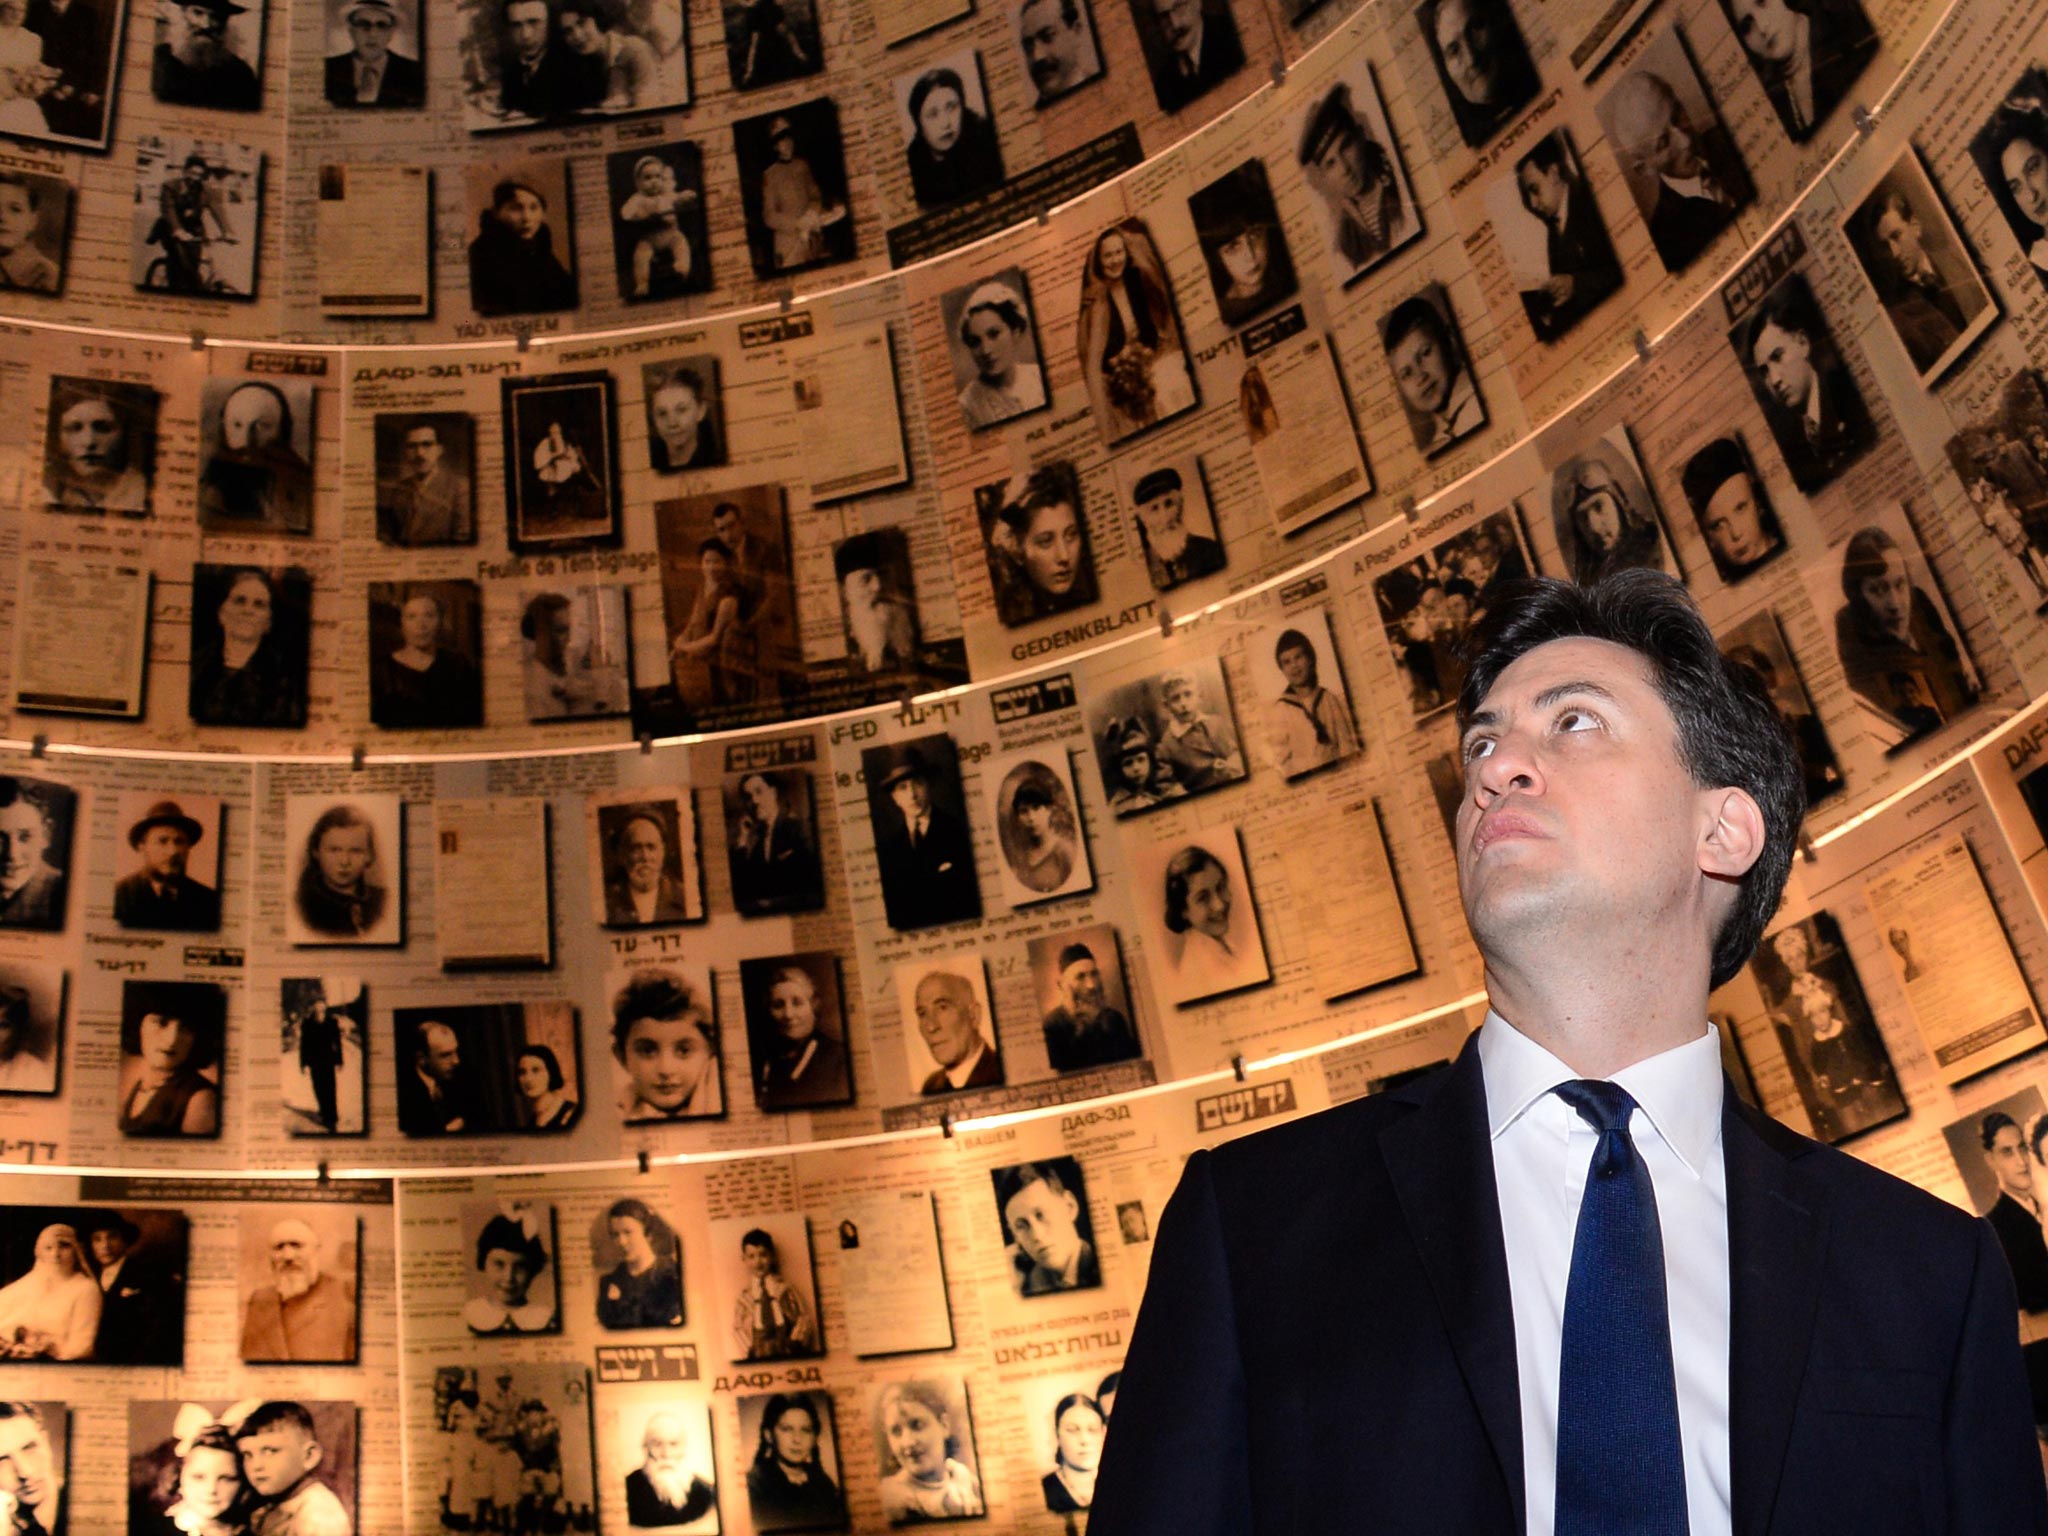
[1555,1078,1636,1135]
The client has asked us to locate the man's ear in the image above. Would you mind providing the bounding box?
[1698,786,1766,881]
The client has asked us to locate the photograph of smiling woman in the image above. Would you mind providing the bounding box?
[943,269,1047,431]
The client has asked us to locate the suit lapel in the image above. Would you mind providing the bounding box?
[1380,1036,1525,1529]
[1723,1094,1829,1536]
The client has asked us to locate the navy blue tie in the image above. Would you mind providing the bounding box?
[1553,1079,1689,1536]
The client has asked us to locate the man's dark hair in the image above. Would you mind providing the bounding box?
[1744,275,1825,363]
[994,1159,1072,1209]
[1382,295,1450,355]
[1057,942,1095,970]
[1020,0,1083,26]
[236,1400,319,1443]
[1454,569,1804,990]
[1983,1110,2020,1151]
[519,590,570,639]
[740,1227,779,1264]
[1519,133,1570,178]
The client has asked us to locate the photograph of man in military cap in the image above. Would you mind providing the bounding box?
[112,796,221,934]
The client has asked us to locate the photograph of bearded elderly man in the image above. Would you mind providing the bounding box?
[238,1208,358,1364]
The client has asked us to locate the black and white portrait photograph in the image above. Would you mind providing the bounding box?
[1378,284,1486,457]
[0,775,71,931]
[737,1389,843,1533]
[1118,455,1224,593]
[590,791,703,928]
[1595,27,1754,274]
[0,959,63,1095]
[0,1206,186,1362]
[740,952,852,1111]
[367,578,484,730]
[465,159,577,317]
[615,1399,717,1528]
[1017,0,1100,104]
[609,143,710,302]
[713,1214,821,1363]
[1248,607,1360,778]
[1029,924,1139,1073]
[975,461,1100,627]
[1293,64,1417,287]
[1026,1377,1113,1513]
[1485,129,1625,343]
[42,375,155,515]
[1718,609,1843,809]
[1085,657,1247,813]
[990,1157,1100,1296]
[733,99,854,279]
[1970,68,2048,294]
[433,1364,596,1533]
[195,375,313,534]
[522,583,630,721]
[0,1401,65,1534]
[502,370,620,550]
[1130,0,1242,112]
[1747,912,1905,1143]
[833,527,920,675]
[1132,827,1269,1005]
[394,1001,582,1137]
[1545,426,1675,585]
[724,766,826,916]
[459,1201,559,1334]
[236,1205,358,1364]
[721,0,820,90]
[127,1400,357,1536]
[1678,434,1783,582]
[0,0,122,148]
[642,356,725,471]
[1842,147,1996,386]
[1076,217,1197,445]
[1940,1086,2048,1321]
[870,1377,984,1524]
[150,0,260,108]
[325,0,422,106]
[1804,503,1980,752]
[133,137,260,297]
[465,0,688,128]
[590,1196,684,1331]
[188,562,312,728]
[942,269,1048,431]
[653,486,800,728]
[1188,158,1297,327]
[609,963,723,1122]
[986,747,1093,906]
[896,957,1000,1095]
[1730,269,1873,493]
[283,792,403,946]
[280,976,366,1136]
[1416,0,1538,147]
[117,978,225,1139]
[374,411,475,546]
[863,736,982,931]
[0,169,69,293]
[1943,368,2048,612]
[895,48,1004,211]
[1717,0,1876,143]
[111,791,221,934]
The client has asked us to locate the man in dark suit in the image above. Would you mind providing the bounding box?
[25,0,107,141]
[111,800,219,932]
[1140,0,1242,113]
[1979,1110,2048,1313]
[912,968,1003,1094]
[297,996,344,1132]
[1093,570,2046,1534]
[495,0,590,119]
[869,745,980,931]
[324,0,424,107]
[1865,184,1980,374]
[1724,0,1877,143]
[396,1019,489,1135]
[728,771,823,914]
[1513,133,1624,342]
[1738,273,1873,494]
[1609,68,1753,273]
[87,1214,181,1365]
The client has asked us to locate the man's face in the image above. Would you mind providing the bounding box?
[0,800,47,898]
[1183,863,1231,940]
[421,1024,460,1083]
[1702,473,1771,566]
[400,595,441,650]
[1278,643,1314,689]
[1874,204,1930,281]
[890,774,932,821]
[1019,0,1084,94]
[1390,323,1453,417]
[506,0,548,60]
[1990,1124,2034,1200]
[1456,637,1724,973]
[1618,81,1702,180]
[315,823,371,892]
[1060,958,1103,1017]
[0,1414,55,1516]
[401,427,442,476]
[743,775,779,821]
[1216,226,1269,292]
[742,1240,773,1278]
[915,973,981,1068]
[170,1,227,62]
[1750,318,1815,412]
[269,1219,321,1295]
[1310,127,1370,201]
[348,5,393,62]
[1434,0,1505,105]
[1857,550,1913,640]
[651,384,703,448]
[842,567,880,607]
[237,1426,318,1498]
[642,1417,686,1471]
[1005,1177,1082,1274]
[138,824,191,880]
[2002,136,2048,227]
[1164,680,1198,724]
[618,1014,712,1111]
[712,508,740,547]
[1153,0,1198,51]
[623,818,666,893]
[59,398,125,479]
[1726,0,1796,64]
[1517,159,1566,222]
[90,1228,129,1268]
[221,387,284,455]
[0,185,35,253]
[1135,488,1188,558]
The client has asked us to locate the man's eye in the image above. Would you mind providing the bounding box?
[1462,737,1493,763]
[1556,709,1600,732]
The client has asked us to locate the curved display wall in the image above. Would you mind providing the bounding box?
[6,0,2048,1527]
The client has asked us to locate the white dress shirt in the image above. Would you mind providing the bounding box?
[1480,1009,1732,1536]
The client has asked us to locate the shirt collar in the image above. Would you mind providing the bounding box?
[1479,1008,1724,1177]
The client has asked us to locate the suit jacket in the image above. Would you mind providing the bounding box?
[396,1063,488,1136]
[1090,1035,2047,1535]
[1759,5,1877,143]
[603,875,692,926]
[239,1270,357,1362]
[1884,282,1965,374]
[1763,362,1872,495]
[1148,6,1243,112]
[1643,127,1753,273]
[873,806,981,931]
[94,1258,181,1365]
[1522,185,1623,342]
[920,1043,1003,1096]
[112,870,219,932]
[323,47,425,107]
[1986,1191,2048,1315]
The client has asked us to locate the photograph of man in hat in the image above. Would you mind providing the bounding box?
[324,0,421,106]
[862,736,981,932]
[112,798,219,933]
[736,100,852,278]
[834,529,919,674]
[88,1211,184,1365]
[150,0,260,108]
